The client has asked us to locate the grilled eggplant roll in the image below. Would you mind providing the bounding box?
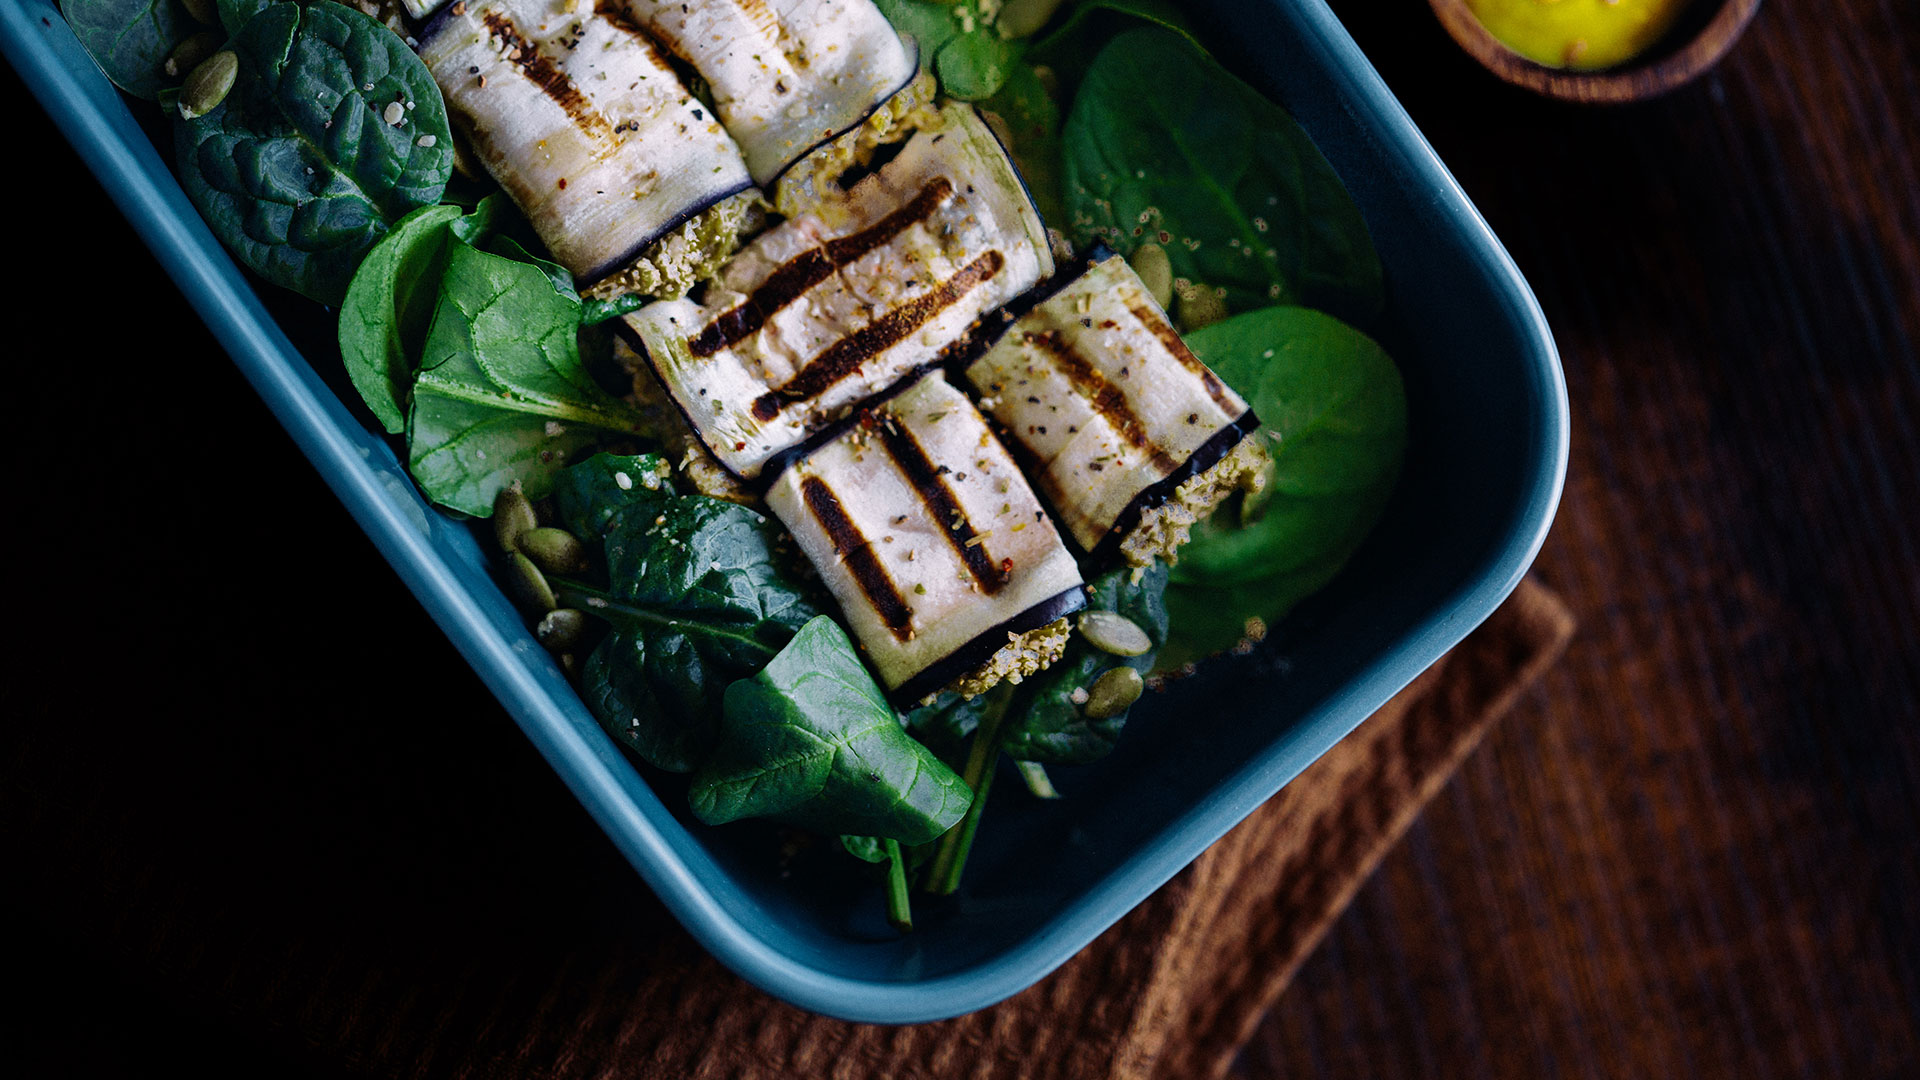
[612,0,919,187]
[764,369,1085,705]
[419,0,758,295]
[964,254,1268,567]
[624,104,1053,481]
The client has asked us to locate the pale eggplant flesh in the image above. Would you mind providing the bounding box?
[963,254,1265,565]
[611,0,919,186]
[763,369,1085,705]
[625,104,1053,481]
[418,0,755,284]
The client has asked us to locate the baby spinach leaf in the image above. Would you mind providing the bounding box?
[174,2,453,304]
[337,196,505,434]
[1161,306,1406,663]
[901,690,995,771]
[1000,562,1169,764]
[1027,0,1192,96]
[338,203,461,432]
[842,833,938,872]
[64,0,193,101]
[553,454,820,773]
[935,25,1020,100]
[691,617,973,844]
[841,834,889,863]
[550,452,674,541]
[876,0,1019,100]
[406,240,647,515]
[215,0,275,36]
[1061,28,1381,324]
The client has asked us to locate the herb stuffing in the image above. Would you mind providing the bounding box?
[66,0,1409,932]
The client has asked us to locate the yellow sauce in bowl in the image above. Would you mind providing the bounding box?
[1466,0,1693,70]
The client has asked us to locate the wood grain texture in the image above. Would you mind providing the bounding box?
[1235,0,1920,1076]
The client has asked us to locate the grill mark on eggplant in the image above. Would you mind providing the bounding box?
[733,0,782,41]
[1022,329,1182,476]
[690,179,957,357]
[1129,301,1242,415]
[800,476,915,641]
[592,1,676,72]
[481,12,614,144]
[750,248,1004,421]
[873,413,1009,595]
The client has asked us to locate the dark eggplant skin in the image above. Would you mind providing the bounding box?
[889,585,1088,708]
[761,35,924,189]
[1083,410,1263,567]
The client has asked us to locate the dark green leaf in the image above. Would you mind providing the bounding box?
[1000,562,1169,764]
[1061,28,1381,323]
[1027,0,1193,96]
[554,454,820,773]
[581,293,646,325]
[337,202,461,432]
[406,241,646,515]
[874,0,962,63]
[486,234,578,300]
[841,834,889,863]
[1160,306,1406,665]
[174,2,453,304]
[842,833,939,870]
[215,0,275,37]
[550,451,674,541]
[65,0,194,101]
[900,690,995,771]
[876,0,1018,100]
[691,617,973,844]
[935,26,1020,100]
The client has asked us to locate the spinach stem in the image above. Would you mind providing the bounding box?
[924,682,1016,896]
[1015,760,1061,800]
[883,839,913,933]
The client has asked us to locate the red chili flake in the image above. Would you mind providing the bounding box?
[1000,558,1014,575]
[557,178,568,189]
[735,441,747,451]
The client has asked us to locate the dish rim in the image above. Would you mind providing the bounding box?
[5,0,1567,1024]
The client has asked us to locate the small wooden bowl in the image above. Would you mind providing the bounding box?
[1428,0,1763,104]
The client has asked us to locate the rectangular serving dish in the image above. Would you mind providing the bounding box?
[5,0,1566,1023]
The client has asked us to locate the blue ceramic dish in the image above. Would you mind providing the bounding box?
[5,0,1566,1023]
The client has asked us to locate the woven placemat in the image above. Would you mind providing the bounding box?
[6,580,1570,1079]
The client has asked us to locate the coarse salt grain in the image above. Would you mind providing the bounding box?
[383,101,405,125]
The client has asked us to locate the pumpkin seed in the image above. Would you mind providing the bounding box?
[521,527,589,575]
[1078,610,1152,656]
[178,51,237,121]
[179,0,217,27]
[1175,282,1228,334]
[1128,242,1174,310]
[1083,666,1144,720]
[492,485,539,553]
[164,31,221,79]
[997,0,1068,39]
[504,551,557,613]
[536,608,586,652]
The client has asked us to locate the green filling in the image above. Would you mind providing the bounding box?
[584,190,765,302]
[772,73,942,218]
[936,617,1073,703]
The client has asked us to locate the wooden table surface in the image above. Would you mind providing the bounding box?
[7,0,1916,1076]
[1233,1,1920,1076]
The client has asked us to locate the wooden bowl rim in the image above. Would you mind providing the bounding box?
[1426,0,1764,104]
